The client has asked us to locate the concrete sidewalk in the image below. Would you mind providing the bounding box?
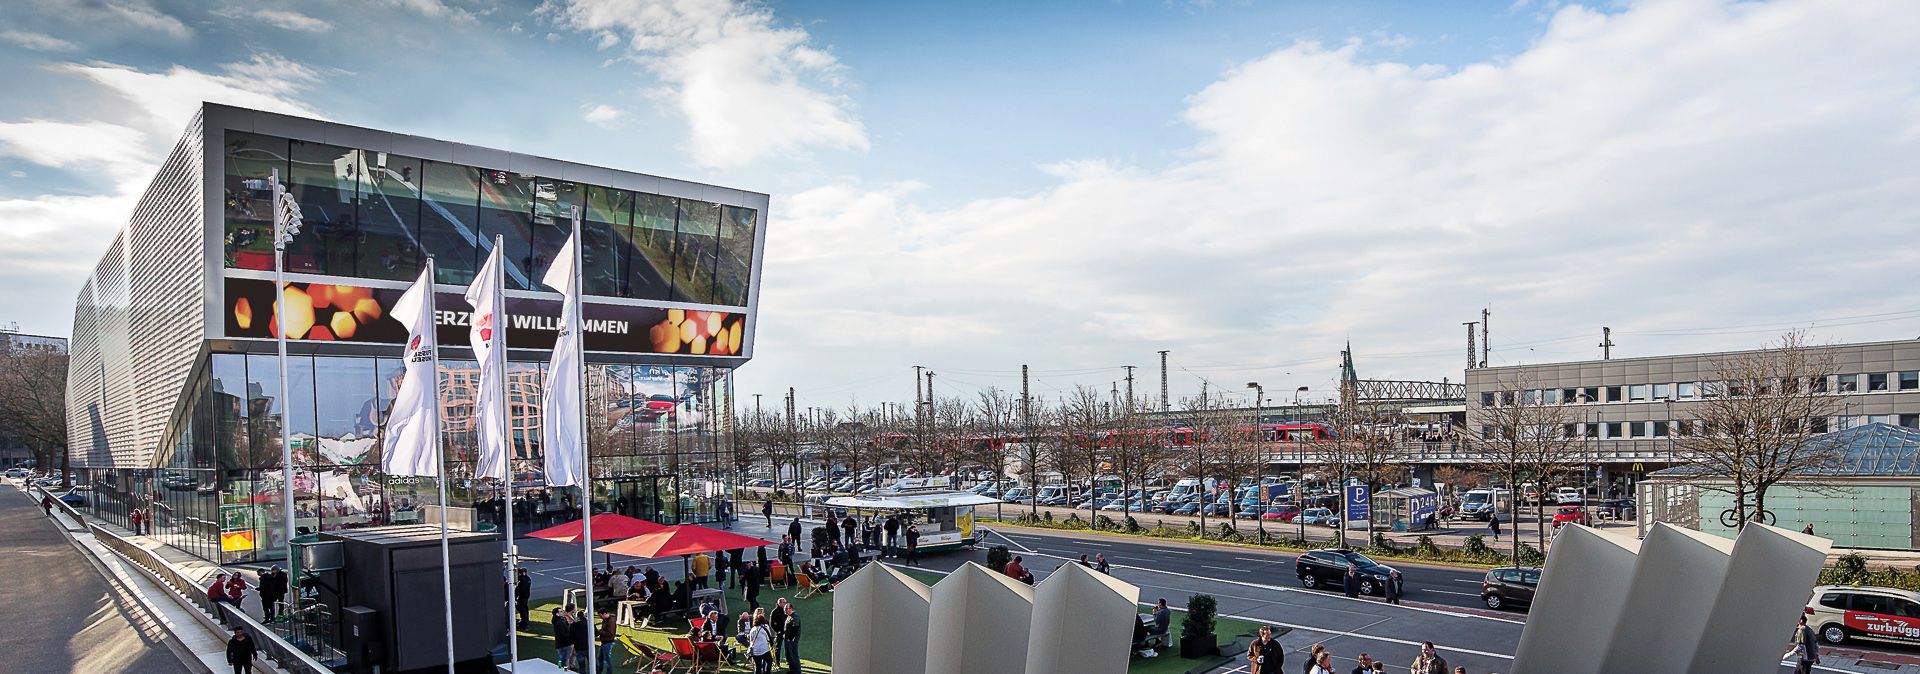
[15,481,284,674]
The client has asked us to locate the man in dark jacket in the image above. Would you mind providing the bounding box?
[769,598,790,666]
[1384,569,1403,605]
[782,602,801,674]
[904,526,921,566]
[840,516,856,547]
[258,565,289,621]
[568,607,592,672]
[1247,625,1283,674]
[514,568,532,627]
[744,561,763,610]
[226,628,259,674]
[1343,563,1362,599]
[762,498,774,527]
[787,518,802,546]
[882,516,900,557]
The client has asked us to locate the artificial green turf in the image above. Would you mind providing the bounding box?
[512,567,1261,673]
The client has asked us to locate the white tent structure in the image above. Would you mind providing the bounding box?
[1513,522,1830,674]
[1024,562,1141,674]
[925,562,1035,674]
[832,564,932,674]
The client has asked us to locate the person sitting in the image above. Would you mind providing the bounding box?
[696,610,736,664]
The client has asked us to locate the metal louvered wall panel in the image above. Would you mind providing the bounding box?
[66,112,207,469]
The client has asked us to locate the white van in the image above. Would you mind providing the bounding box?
[1170,479,1202,499]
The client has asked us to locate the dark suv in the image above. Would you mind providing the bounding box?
[1296,549,1397,596]
[1481,566,1540,610]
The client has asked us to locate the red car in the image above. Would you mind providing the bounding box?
[1551,505,1592,528]
[641,394,678,420]
[1262,504,1301,521]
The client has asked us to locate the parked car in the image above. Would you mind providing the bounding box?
[1806,585,1920,646]
[3,468,27,479]
[1262,504,1301,521]
[1553,487,1585,505]
[1170,502,1201,516]
[1481,566,1540,610]
[1551,506,1592,528]
[1299,507,1338,526]
[57,489,89,507]
[1296,548,1398,595]
[640,393,678,420]
[1002,488,1032,502]
[747,479,775,488]
[1203,502,1233,518]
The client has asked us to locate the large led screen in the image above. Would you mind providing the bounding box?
[224,277,747,357]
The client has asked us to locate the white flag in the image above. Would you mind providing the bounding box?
[540,233,585,487]
[382,265,443,477]
[467,244,509,482]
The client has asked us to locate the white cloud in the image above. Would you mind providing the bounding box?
[0,54,323,337]
[542,0,868,168]
[736,0,1920,405]
[580,103,627,128]
[217,7,334,33]
[0,30,80,52]
[37,0,190,40]
[378,0,477,22]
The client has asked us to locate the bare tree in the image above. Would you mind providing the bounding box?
[1053,386,1111,527]
[1179,390,1236,534]
[1105,392,1162,523]
[1011,394,1052,518]
[1672,331,1849,531]
[1466,373,1582,565]
[0,349,68,485]
[971,388,1020,520]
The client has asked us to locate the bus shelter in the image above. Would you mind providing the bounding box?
[1371,487,1440,532]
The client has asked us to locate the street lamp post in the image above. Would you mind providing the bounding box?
[1247,382,1264,541]
[269,169,302,596]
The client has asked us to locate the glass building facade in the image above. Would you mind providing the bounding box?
[70,104,766,567]
[87,354,738,564]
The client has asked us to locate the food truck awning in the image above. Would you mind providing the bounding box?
[824,492,1002,509]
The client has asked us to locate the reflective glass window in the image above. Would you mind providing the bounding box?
[581,186,632,297]
[419,161,482,285]
[530,178,583,288]
[285,140,361,275]
[672,199,722,303]
[1869,373,1889,392]
[441,360,479,464]
[1652,383,1671,400]
[631,194,678,301]
[354,151,423,281]
[222,132,287,271]
[1837,374,1859,392]
[211,354,251,471]
[715,206,756,306]
[1901,372,1919,391]
[477,170,536,290]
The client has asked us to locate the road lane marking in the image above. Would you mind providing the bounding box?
[1078,541,1111,547]
[1201,565,1251,573]
[1147,548,1193,555]
[983,528,1524,625]
[1222,613,1514,661]
[1236,557,1279,563]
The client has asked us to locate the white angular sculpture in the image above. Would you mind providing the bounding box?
[1513,522,1833,674]
[832,563,932,674]
[1599,523,1735,673]
[1688,524,1831,672]
[1023,562,1141,674]
[1510,526,1642,674]
[925,562,1035,674]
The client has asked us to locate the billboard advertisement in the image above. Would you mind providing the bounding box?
[224,277,747,357]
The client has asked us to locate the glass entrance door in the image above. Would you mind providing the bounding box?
[607,476,677,524]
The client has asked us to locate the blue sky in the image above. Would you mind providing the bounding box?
[3,0,1918,410]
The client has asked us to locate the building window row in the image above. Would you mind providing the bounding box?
[1482,414,1920,442]
[1481,371,1920,408]
[222,131,756,306]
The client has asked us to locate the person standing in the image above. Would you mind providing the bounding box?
[129,508,144,536]
[1384,569,1403,605]
[514,568,532,628]
[259,565,289,622]
[778,536,795,573]
[1246,625,1284,674]
[1095,553,1111,574]
[1303,644,1324,674]
[1488,513,1501,540]
[745,561,763,611]
[1309,651,1337,674]
[716,549,731,588]
[551,607,575,670]
[226,572,249,616]
[719,499,732,529]
[595,610,617,674]
[883,515,900,557]
[1342,563,1361,599]
[691,552,712,590]
[1790,615,1820,674]
[40,493,53,517]
[769,598,790,667]
[904,525,920,566]
[731,548,748,589]
[747,611,774,674]
[762,498,774,527]
[781,602,801,674]
[1350,653,1374,674]
[787,518,802,546]
[1410,641,1448,674]
[840,516,856,547]
[568,606,591,672]
[226,628,258,674]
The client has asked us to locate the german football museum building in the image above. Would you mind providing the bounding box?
[67,103,767,564]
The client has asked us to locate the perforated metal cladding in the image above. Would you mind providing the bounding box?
[66,112,207,469]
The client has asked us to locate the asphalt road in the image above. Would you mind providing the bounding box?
[0,486,192,674]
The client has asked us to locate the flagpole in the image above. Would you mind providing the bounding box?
[571,206,598,674]
[492,234,520,673]
[426,256,457,674]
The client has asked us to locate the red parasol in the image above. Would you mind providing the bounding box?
[525,513,668,544]
[594,525,776,559]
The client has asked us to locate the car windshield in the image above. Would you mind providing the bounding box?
[1347,552,1378,567]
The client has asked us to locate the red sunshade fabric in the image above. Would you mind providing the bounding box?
[594,525,776,559]
[524,514,668,543]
